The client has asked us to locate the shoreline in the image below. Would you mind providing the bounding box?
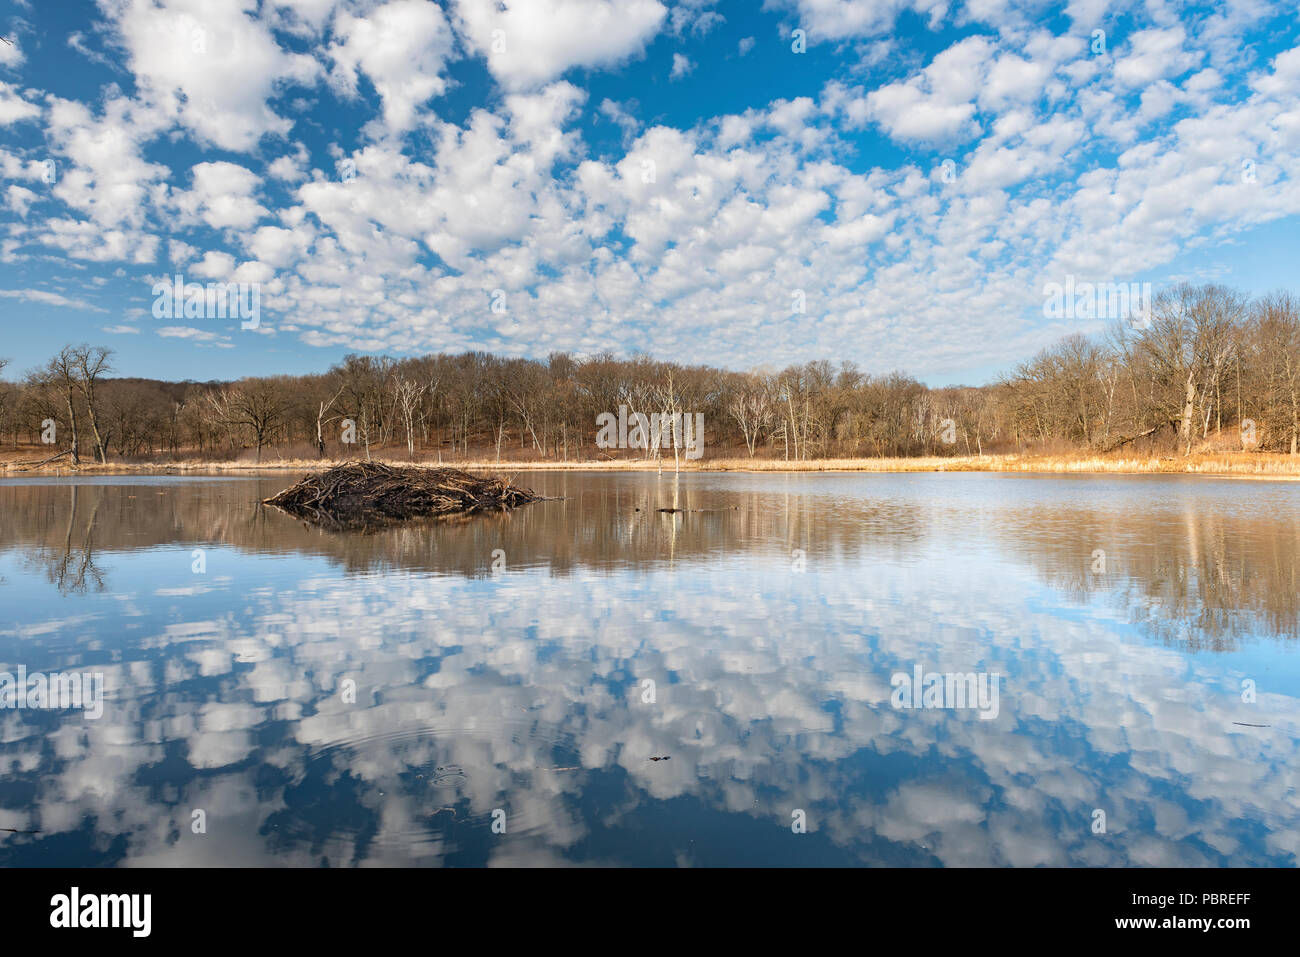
[5,452,1300,480]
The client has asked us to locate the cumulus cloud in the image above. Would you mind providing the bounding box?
[1,2,1297,379]
[44,95,170,229]
[173,162,269,231]
[453,0,668,90]
[861,36,994,143]
[0,80,38,125]
[108,0,320,151]
[4,184,37,217]
[0,33,23,68]
[329,0,455,135]
[774,0,949,42]
[1114,27,1203,88]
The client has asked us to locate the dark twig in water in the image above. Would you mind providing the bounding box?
[1232,722,1270,727]
[262,461,539,528]
[1,827,40,833]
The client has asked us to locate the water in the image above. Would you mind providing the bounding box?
[0,470,1297,866]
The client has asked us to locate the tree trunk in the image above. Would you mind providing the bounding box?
[86,402,107,463]
[64,392,80,465]
[1180,371,1197,453]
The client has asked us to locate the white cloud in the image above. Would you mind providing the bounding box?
[0,34,23,68]
[980,53,1053,110]
[5,184,36,217]
[45,95,170,229]
[1252,44,1300,97]
[775,0,948,42]
[0,288,107,311]
[191,250,237,278]
[0,80,38,125]
[168,240,198,266]
[862,36,994,143]
[109,0,320,151]
[669,0,724,36]
[1114,27,1203,88]
[245,225,313,268]
[4,4,1298,382]
[37,218,159,264]
[329,0,454,135]
[453,0,668,90]
[174,162,268,231]
[156,326,234,345]
[269,0,342,33]
[599,98,641,140]
[268,144,310,183]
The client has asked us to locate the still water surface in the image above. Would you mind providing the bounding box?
[0,471,1297,866]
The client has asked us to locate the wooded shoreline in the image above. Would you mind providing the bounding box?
[4,285,1299,470]
[5,451,1300,479]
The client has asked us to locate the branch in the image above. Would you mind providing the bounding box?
[7,448,72,469]
[1100,423,1163,453]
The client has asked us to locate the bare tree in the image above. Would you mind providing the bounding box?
[71,345,113,463]
[1250,291,1300,453]
[650,366,683,470]
[314,378,346,459]
[728,373,772,457]
[390,376,427,459]
[205,379,287,463]
[1138,285,1245,454]
[44,347,82,465]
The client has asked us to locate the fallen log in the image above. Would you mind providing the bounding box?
[7,448,72,470]
[263,461,539,528]
[1100,423,1164,453]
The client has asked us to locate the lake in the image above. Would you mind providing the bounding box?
[0,470,1297,866]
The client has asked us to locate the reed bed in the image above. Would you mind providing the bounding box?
[6,451,1300,479]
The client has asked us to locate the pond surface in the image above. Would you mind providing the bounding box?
[0,470,1297,866]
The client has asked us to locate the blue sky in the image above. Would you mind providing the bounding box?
[0,0,1298,386]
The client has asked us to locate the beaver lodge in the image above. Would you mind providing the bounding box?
[263,462,539,528]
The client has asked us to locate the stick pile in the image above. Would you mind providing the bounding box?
[263,462,538,527]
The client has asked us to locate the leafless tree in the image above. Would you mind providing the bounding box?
[205,379,287,463]
[390,376,427,459]
[43,347,83,465]
[71,344,113,463]
[728,373,773,457]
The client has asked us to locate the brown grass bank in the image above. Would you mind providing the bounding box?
[4,447,1300,479]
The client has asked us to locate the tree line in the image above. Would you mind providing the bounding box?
[1,284,1296,464]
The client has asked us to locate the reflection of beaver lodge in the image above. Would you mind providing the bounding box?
[264,462,539,528]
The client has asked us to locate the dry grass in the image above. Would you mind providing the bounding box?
[689,452,1300,478]
[5,449,1300,479]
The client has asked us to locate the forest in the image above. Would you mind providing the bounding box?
[1,283,1297,465]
